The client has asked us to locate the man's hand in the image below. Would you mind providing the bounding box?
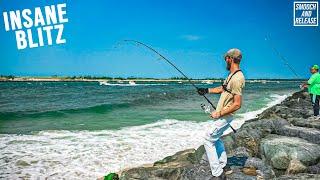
[210,111,221,119]
[197,88,208,95]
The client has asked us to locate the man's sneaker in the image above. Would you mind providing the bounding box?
[223,166,233,175]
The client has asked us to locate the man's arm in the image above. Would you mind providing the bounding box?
[308,75,316,86]
[302,76,315,88]
[208,86,223,94]
[210,94,242,118]
[220,94,242,116]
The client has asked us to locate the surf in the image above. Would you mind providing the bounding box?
[0,93,289,179]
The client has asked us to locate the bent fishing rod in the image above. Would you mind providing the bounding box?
[124,40,215,108]
[124,40,237,133]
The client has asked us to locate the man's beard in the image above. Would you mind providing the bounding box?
[226,62,231,70]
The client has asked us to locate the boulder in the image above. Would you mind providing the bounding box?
[120,146,216,180]
[286,159,307,174]
[277,173,320,179]
[244,157,275,179]
[225,167,256,180]
[260,134,320,170]
[288,117,320,129]
[226,118,289,156]
[233,147,250,157]
[307,162,320,174]
[153,148,199,167]
[242,167,257,176]
[258,90,313,120]
[277,125,320,144]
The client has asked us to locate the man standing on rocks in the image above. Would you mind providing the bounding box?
[197,48,245,177]
[302,65,320,117]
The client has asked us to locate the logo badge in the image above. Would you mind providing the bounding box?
[294,1,318,26]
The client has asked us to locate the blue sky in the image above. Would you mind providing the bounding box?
[0,0,319,79]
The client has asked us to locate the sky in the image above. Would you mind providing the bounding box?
[0,0,319,79]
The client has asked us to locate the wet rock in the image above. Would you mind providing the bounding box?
[277,173,320,179]
[120,165,181,180]
[15,160,30,166]
[179,163,224,180]
[233,147,250,157]
[307,162,320,174]
[259,106,312,120]
[288,117,320,129]
[153,148,198,167]
[242,167,257,176]
[260,134,320,170]
[225,167,256,180]
[227,118,289,157]
[258,91,313,120]
[120,146,218,180]
[277,125,320,144]
[286,159,307,174]
[230,119,274,156]
[244,157,275,179]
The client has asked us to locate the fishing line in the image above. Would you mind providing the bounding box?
[265,35,301,79]
[123,40,237,133]
[124,40,216,108]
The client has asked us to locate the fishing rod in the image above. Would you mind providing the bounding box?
[124,40,216,108]
[124,40,237,133]
[265,35,301,79]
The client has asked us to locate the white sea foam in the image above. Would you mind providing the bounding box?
[0,93,288,179]
[225,94,288,135]
[239,94,288,120]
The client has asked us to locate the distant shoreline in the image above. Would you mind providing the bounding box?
[0,76,306,83]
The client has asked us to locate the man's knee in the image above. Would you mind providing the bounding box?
[203,131,213,144]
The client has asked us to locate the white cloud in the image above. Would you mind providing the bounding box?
[180,34,202,41]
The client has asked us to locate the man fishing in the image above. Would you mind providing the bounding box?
[197,48,245,177]
[302,65,320,117]
[124,40,245,176]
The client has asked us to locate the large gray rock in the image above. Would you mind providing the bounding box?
[258,91,313,120]
[224,168,256,180]
[223,118,289,157]
[288,117,320,129]
[277,125,320,144]
[260,134,320,170]
[153,148,200,167]
[307,162,320,174]
[244,157,275,179]
[119,146,222,180]
[286,159,307,174]
[179,163,224,180]
[277,173,320,179]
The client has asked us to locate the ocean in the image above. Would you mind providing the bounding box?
[0,81,300,179]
